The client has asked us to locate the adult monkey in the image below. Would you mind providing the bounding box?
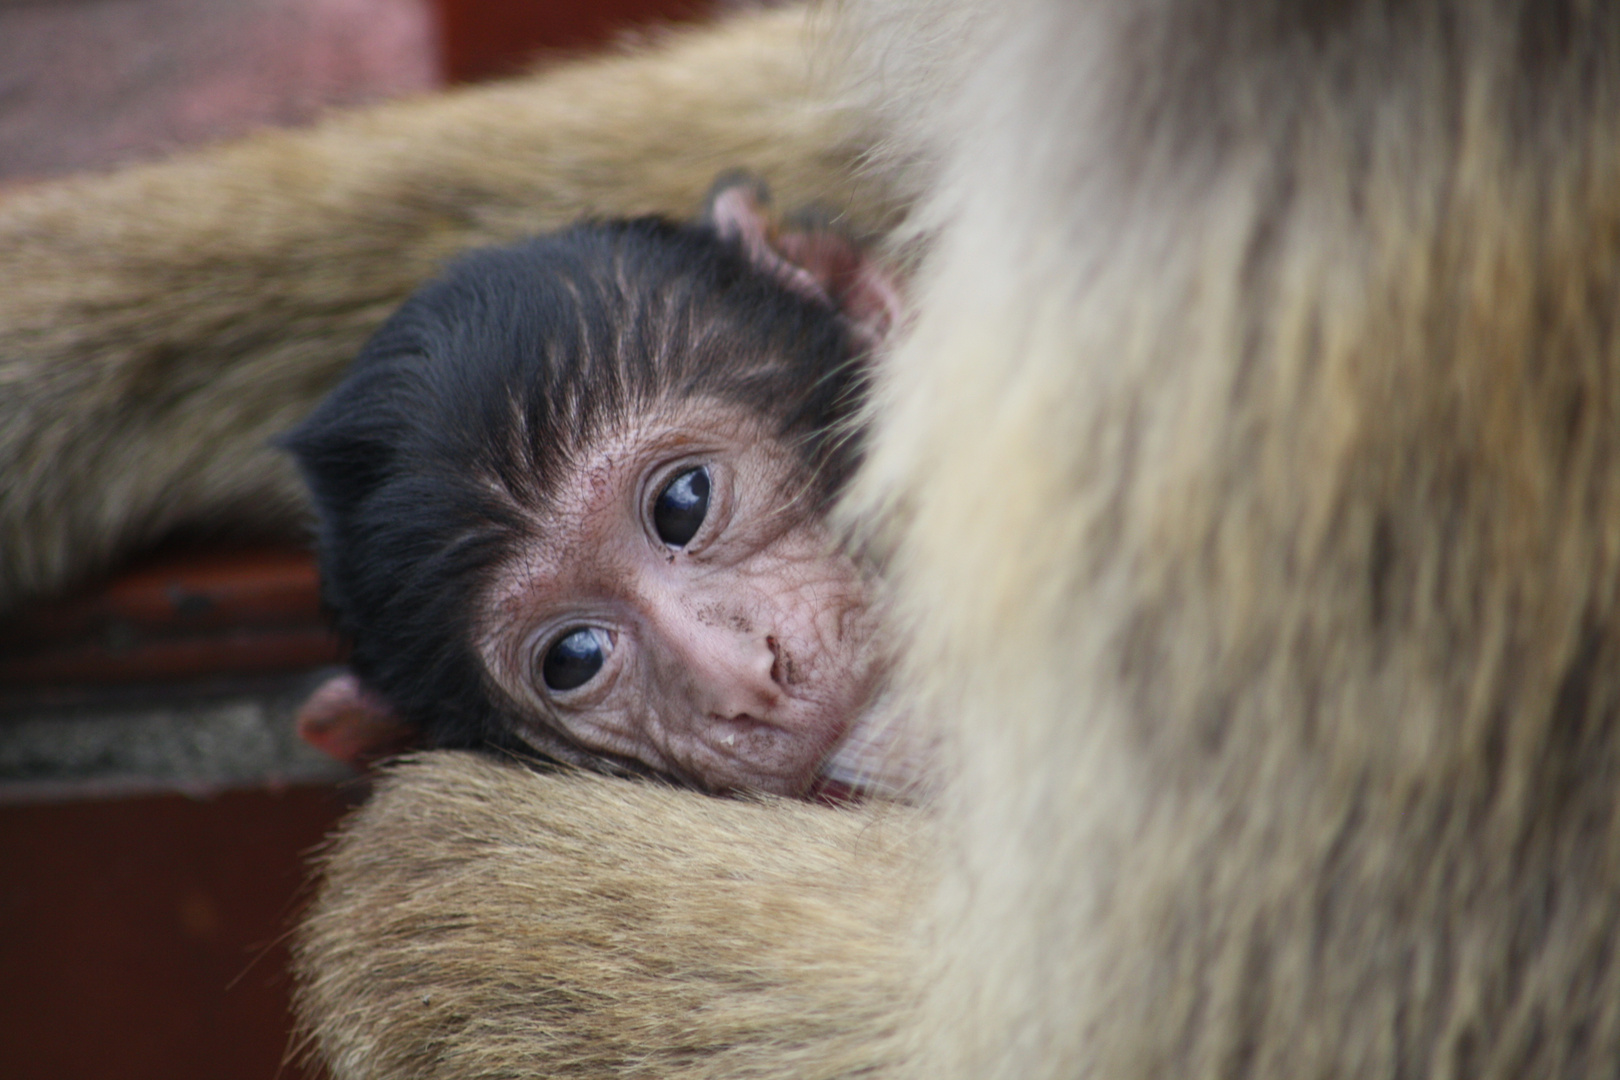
[11,3,1620,1080]
[300,1,1620,1078]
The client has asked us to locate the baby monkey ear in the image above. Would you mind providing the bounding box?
[703,172,906,350]
[296,671,419,769]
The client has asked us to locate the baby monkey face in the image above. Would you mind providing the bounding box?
[479,400,885,795]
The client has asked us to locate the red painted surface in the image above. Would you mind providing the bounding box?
[437,0,710,82]
[0,0,439,184]
[0,547,344,688]
[0,785,359,1080]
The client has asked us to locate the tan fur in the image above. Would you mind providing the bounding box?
[12,0,1620,1075]
[856,0,1620,1071]
[293,754,924,1079]
[0,4,906,612]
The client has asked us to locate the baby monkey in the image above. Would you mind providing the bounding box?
[284,178,909,797]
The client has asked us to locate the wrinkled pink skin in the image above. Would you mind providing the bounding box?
[478,400,887,796]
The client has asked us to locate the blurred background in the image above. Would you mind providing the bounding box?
[0,2,715,1076]
[0,0,716,184]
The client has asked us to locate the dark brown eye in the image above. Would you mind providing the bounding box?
[541,627,612,692]
[653,466,710,547]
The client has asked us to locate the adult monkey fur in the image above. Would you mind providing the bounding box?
[299,1,1620,1077]
[10,3,1620,1080]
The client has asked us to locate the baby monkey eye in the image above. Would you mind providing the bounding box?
[541,627,613,692]
[653,466,710,547]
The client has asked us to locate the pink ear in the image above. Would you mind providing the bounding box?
[296,671,418,768]
[705,174,906,350]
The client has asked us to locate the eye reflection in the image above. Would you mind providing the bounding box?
[541,626,613,692]
[654,466,710,547]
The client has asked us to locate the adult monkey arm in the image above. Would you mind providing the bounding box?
[294,754,922,1080]
[0,4,906,612]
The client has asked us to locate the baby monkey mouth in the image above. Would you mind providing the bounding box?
[716,718,752,748]
[711,712,778,748]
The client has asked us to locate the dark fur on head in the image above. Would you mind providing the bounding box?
[282,219,869,756]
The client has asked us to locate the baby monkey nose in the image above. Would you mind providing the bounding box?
[704,631,785,720]
[766,635,790,687]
